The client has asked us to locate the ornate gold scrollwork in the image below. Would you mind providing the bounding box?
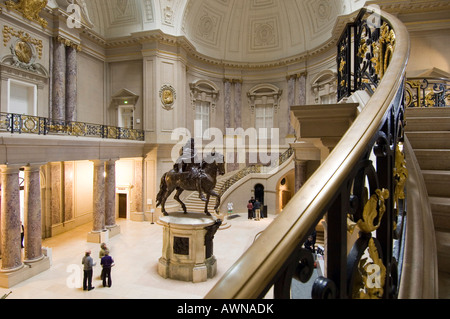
[371,22,396,79]
[357,238,387,299]
[357,188,389,233]
[393,143,408,230]
[5,0,48,29]
[3,25,43,59]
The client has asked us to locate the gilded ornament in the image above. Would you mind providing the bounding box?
[14,40,33,63]
[393,144,408,211]
[5,0,48,29]
[159,85,176,110]
[357,188,389,233]
[3,26,43,59]
[370,22,396,79]
[358,238,386,299]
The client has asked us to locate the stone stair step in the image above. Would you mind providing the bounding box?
[429,197,450,231]
[423,170,450,198]
[405,107,450,119]
[406,117,450,132]
[414,149,450,170]
[436,230,450,273]
[438,271,450,299]
[406,132,450,149]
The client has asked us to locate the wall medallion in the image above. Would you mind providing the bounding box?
[159,85,176,110]
[10,38,37,70]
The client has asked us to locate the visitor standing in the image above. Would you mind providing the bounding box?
[254,199,261,221]
[250,196,256,218]
[99,243,108,280]
[20,221,24,248]
[82,250,96,291]
[247,200,253,219]
[100,250,115,287]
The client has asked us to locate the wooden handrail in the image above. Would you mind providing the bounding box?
[205,8,410,299]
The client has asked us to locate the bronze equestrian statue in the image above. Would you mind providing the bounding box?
[156,139,225,216]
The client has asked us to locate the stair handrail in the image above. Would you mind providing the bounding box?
[218,147,294,197]
[206,8,410,299]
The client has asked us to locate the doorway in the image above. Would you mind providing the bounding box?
[254,184,264,205]
[118,193,127,219]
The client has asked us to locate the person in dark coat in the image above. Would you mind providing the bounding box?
[100,250,115,287]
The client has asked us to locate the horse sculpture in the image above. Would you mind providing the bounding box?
[156,151,225,216]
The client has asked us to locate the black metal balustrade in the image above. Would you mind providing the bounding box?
[0,112,145,141]
[206,7,410,300]
[405,77,450,108]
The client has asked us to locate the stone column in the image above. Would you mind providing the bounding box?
[65,46,77,122]
[234,80,242,128]
[224,79,232,129]
[23,164,44,263]
[297,73,307,106]
[52,38,66,121]
[294,160,307,193]
[105,160,116,229]
[0,165,23,272]
[92,160,105,233]
[287,75,296,135]
[86,160,109,243]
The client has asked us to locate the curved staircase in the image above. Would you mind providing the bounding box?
[405,106,450,299]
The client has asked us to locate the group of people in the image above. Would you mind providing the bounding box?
[247,196,263,221]
[81,242,115,291]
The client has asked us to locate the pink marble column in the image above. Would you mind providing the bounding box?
[0,165,23,271]
[23,165,44,263]
[65,46,77,122]
[52,38,66,121]
[91,160,105,232]
[105,160,116,229]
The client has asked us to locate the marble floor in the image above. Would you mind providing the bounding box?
[0,213,276,299]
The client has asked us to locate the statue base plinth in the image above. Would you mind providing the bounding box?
[157,212,221,283]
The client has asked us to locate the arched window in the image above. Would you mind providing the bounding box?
[247,84,282,138]
[311,70,337,104]
[190,80,219,139]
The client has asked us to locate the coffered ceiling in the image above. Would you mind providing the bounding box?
[57,0,367,63]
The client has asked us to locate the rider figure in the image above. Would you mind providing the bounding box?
[174,138,206,201]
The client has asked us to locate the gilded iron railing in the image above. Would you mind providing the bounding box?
[218,147,294,197]
[206,7,410,299]
[405,77,450,108]
[0,112,145,141]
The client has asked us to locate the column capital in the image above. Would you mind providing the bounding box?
[90,159,106,166]
[23,163,46,172]
[0,164,22,174]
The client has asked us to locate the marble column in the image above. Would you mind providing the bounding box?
[297,73,307,106]
[0,165,23,272]
[91,160,105,232]
[65,46,77,122]
[23,165,44,263]
[287,75,296,135]
[295,160,307,193]
[224,79,232,129]
[234,80,242,128]
[52,38,66,121]
[104,160,116,229]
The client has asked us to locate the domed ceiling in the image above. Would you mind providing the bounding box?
[69,0,366,63]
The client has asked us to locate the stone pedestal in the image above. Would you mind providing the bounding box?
[0,256,50,288]
[87,230,109,244]
[158,212,222,283]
